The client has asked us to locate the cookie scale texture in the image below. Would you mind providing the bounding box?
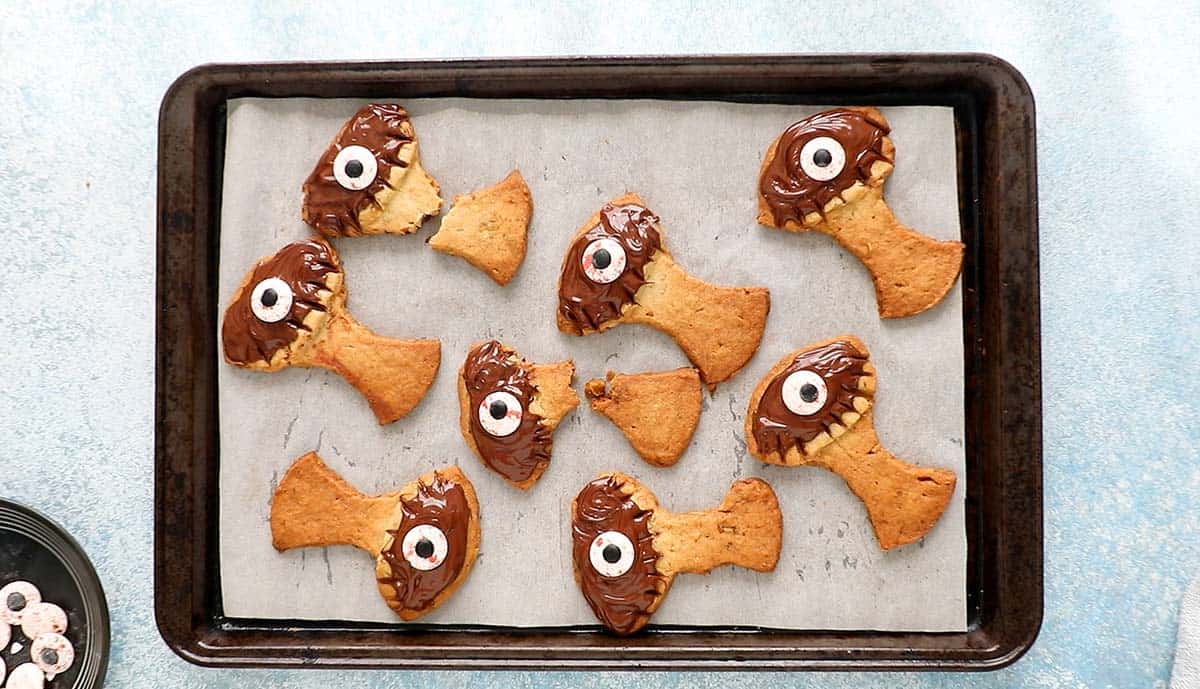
[269,452,481,621]
[556,193,771,387]
[571,472,782,635]
[745,335,957,550]
[757,107,964,318]
[220,237,440,424]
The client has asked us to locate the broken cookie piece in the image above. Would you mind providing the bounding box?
[429,170,532,285]
[457,340,579,489]
[585,368,702,467]
[302,103,442,238]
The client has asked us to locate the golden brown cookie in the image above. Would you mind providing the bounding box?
[757,108,964,318]
[556,193,770,386]
[302,103,442,238]
[571,472,781,635]
[584,368,702,467]
[744,335,957,550]
[429,170,532,285]
[221,238,440,424]
[270,452,480,621]
[457,340,579,489]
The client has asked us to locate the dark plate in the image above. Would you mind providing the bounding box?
[0,499,109,688]
[155,54,1042,671]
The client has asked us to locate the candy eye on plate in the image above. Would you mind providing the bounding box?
[798,136,846,181]
[19,602,67,638]
[781,369,828,416]
[332,144,379,191]
[0,582,40,625]
[31,632,74,679]
[581,237,627,284]
[588,530,635,578]
[400,524,449,571]
[249,277,294,323]
[478,390,523,437]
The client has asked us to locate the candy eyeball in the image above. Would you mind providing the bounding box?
[332,144,379,191]
[249,277,294,323]
[0,582,41,625]
[6,662,45,689]
[581,237,627,284]
[0,621,9,649]
[400,524,448,571]
[478,391,523,437]
[20,602,67,638]
[781,369,828,416]
[798,136,846,182]
[31,632,74,680]
[588,530,635,578]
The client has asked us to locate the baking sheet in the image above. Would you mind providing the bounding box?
[216,98,966,631]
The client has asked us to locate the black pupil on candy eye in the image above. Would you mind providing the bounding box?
[602,544,622,564]
[260,288,278,307]
[7,592,25,611]
[489,399,508,420]
[41,648,58,665]
[345,159,364,178]
[800,383,819,403]
[415,538,435,559]
[592,248,612,270]
[813,148,833,167]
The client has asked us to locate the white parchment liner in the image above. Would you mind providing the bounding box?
[217,98,966,631]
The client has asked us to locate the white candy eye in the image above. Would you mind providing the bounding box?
[31,632,73,680]
[250,277,293,323]
[799,136,846,181]
[478,391,523,437]
[0,582,40,625]
[782,369,828,416]
[581,237,627,284]
[333,144,378,191]
[400,524,448,571]
[0,621,9,649]
[589,530,635,578]
[20,603,67,638]
[6,663,43,689]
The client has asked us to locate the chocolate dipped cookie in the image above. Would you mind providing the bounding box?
[221,238,440,424]
[270,452,480,621]
[745,335,957,550]
[757,108,964,318]
[557,193,770,386]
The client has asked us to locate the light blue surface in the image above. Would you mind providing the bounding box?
[1,1,1197,687]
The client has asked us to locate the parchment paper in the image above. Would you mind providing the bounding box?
[217,98,966,631]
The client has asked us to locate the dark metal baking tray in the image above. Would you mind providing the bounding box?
[155,54,1041,671]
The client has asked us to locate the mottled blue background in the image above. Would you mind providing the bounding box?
[1,2,1197,687]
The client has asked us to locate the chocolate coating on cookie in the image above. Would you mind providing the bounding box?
[751,340,871,458]
[759,109,892,226]
[462,341,551,484]
[378,473,472,613]
[222,238,341,366]
[557,203,662,332]
[571,476,665,635]
[302,104,418,237]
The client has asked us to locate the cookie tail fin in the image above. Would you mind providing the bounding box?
[653,478,783,576]
[308,312,441,424]
[629,252,770,386]
[819,416,958,550]
[823,189,964,319]
[269,452,389,553]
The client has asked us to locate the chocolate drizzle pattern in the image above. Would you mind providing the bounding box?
[759,108,892,227]
[751,340,872,458]
[557,203,662,332]
[222,238,340,366]
[301,104,417,237]
[571,476,665,635]
[462,341,552,484]
[379,474,471,612]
